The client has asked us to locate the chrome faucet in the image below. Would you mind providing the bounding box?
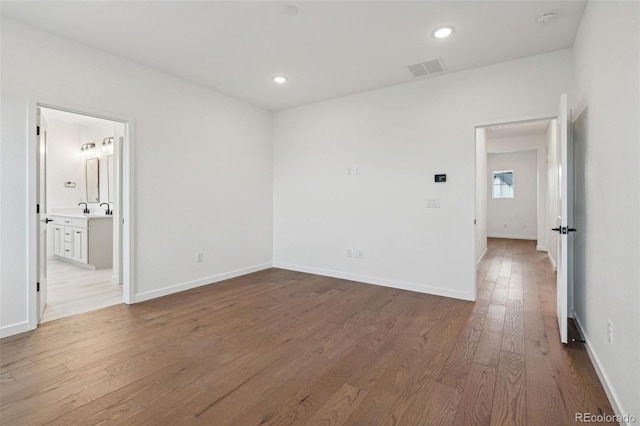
[100,203,113,215]
[78,202,90,213]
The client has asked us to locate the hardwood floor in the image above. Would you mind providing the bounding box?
[0,239,614,425]
[41,258,122,323]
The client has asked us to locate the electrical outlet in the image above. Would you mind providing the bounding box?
[607,320,613,344]
[346,167,352,175]
[426,198,441,208]
[196,252,203,263]
[353,165,360,175]
[346,248,352,258]
[354,249,363,259]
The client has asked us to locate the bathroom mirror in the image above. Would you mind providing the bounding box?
[107,154,114,203]
[86,158,100,203]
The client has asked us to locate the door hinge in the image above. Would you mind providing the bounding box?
[37,282,40,292]
[37,125,40,136]
[37,203,40,214]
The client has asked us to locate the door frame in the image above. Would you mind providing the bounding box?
[27,97,135,330]
[473,111,556,298]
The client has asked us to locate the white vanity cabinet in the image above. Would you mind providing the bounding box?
[49,214,112,270]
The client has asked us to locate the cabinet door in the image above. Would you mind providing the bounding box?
[73,228,88,264]
[52,226,63,256]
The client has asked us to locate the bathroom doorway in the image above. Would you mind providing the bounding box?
[34,106,128,323]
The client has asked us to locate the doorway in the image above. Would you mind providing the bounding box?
[29,101,134,330]
[474,99,574,345]
[475,118,554,267]
[39,108,124,322]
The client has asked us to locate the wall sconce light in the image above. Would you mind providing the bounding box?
[102,137,114,154]
[80,142,96,158]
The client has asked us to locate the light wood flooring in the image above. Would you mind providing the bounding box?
[41,258,122,323]
[1,239,614,425]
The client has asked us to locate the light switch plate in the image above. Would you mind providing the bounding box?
[426,198,441,208]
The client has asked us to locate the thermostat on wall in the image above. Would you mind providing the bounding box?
[434,174,446,183]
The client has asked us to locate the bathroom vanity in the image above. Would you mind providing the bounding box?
[50,213,113,270]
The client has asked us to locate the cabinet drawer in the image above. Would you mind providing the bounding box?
[73,218,88,228]
[63,241,73,258]
[51,216,73,225]
[64,229,73,242]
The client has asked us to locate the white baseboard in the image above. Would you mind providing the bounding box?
[273,262,474,301]
[536,245,547,251]
[547,253,557,271]
[476,248,488,265]
[134,262,273,303]
[0,321,30,339]
[487,234,537,240]
[573,313,631,425]
[111,274,121,285]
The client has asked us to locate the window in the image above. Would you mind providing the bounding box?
[493,170,514,198]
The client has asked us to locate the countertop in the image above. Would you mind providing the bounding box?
[49,212,113,219]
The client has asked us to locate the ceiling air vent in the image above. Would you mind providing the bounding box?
[407,58,446,78]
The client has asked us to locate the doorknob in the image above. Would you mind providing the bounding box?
[43,218,54,223]
[551,226,577,234]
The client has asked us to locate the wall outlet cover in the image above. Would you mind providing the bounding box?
[426,198,441,208]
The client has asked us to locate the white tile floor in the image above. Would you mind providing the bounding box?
[41,257,123,323]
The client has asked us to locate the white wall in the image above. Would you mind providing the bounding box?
[0,18,274,336]
[475,128,487,262]
[486,132,548,246]
[44,117,120,215]
[488,134,547,247]
[273,49,573,301]
[487,150,537,240]
[45,120,86,212]
[572,1,640,420]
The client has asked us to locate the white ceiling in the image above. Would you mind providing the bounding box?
[2,1,586,111]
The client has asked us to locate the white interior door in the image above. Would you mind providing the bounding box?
[37,109,49,322]
[553,93,573,344]
[36,108,49,322]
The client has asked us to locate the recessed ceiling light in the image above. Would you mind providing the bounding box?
[282,4,299,17]
[433,26,454,39]
[273,76,288,84]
